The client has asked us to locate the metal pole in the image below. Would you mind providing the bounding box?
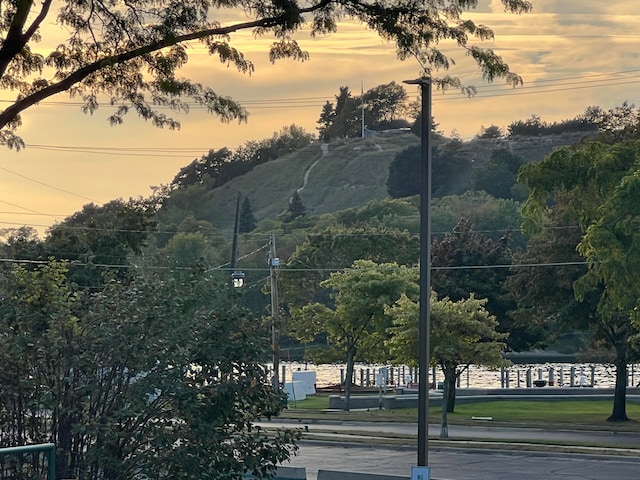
[231,193,241,271]
[269,234,280,389]
[404,77,432,471]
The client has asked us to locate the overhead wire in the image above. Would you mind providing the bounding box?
[2,69,635,237]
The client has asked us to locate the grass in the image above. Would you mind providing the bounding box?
[284,394,640,432]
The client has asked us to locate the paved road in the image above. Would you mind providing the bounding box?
[258,420,640,479]
[287,442,640,480]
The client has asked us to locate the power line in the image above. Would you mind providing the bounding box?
[0,166,98,203]
[2,69,638,115]
[0,256,590,272]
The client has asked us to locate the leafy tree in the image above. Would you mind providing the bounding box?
[430,218,519,349]
[0,226,44,266]
[317,101,336,141]
[470,148,526,200]
[171,148,235,190]
[582,102,640,144]
[0,260,299,478]
[44,199,157,288]
[239,196,258,233]
[362,81,410,129]
[386,144,422,198]
[476,124,504,139]
[507,114,546,136]
[431,191,524,248]
[519,139,640,422]
[505,209,598,352]
[290,260,417,410]
[281,223,419,310]
[161,231,214,267]
[387,144,472,199]
[386,292,509,437]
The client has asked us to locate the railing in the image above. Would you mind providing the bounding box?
[0,443,55,480]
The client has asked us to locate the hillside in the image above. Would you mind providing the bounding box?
[180,130,592,237]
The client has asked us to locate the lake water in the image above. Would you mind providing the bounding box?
[277,362,640,389]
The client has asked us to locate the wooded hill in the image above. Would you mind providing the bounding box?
[161,129,593,238]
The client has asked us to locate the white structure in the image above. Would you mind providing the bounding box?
[292,371,317,396]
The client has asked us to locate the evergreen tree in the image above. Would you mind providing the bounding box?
[239,197,257,233]
[283,192,307,222]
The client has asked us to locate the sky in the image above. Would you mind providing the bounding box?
[2,0,640,237]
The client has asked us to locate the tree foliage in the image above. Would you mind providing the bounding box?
[476,124,503,139]
[507,114,596,137]
[316,86,362,140]
[0,260,299,478]
[470,148,527,200]
[386,292,509,437]
[1,0,531,148]
[387,143,472,199]
[519,139,640,421]
[44,199,157,288]
[289,260,417,410]
[239,196,258,233]
[281,223,419,310]
[582,102,640,144]
[430,218,518,348]
[282,191,307,223]
[170,125,314,190]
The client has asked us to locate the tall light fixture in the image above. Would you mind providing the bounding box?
[404,77,432,479]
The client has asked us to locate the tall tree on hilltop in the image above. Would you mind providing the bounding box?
[582,102,640,144]
[317,87,361,140]
[362,81,410,129]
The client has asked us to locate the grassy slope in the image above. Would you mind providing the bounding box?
[201,131,590,237]
[205,134,417,235]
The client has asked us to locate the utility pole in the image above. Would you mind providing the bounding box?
[269,234,280,389]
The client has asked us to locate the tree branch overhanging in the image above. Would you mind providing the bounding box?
[1,0,530,147]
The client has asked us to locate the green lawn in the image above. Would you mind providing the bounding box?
[284,394,640,431]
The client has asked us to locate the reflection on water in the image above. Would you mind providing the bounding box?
[277,362,640,389]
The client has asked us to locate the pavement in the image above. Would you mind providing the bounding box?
[257,419,640,453]
[257,419,640,479]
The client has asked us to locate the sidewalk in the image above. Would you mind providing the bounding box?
[257,418,640,455]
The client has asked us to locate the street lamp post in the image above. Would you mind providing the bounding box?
[404,77,432,479]
[230,193,245,288]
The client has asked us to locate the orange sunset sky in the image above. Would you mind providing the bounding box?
[1,0,640,236]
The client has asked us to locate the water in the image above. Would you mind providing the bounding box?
[278,362,640,389]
